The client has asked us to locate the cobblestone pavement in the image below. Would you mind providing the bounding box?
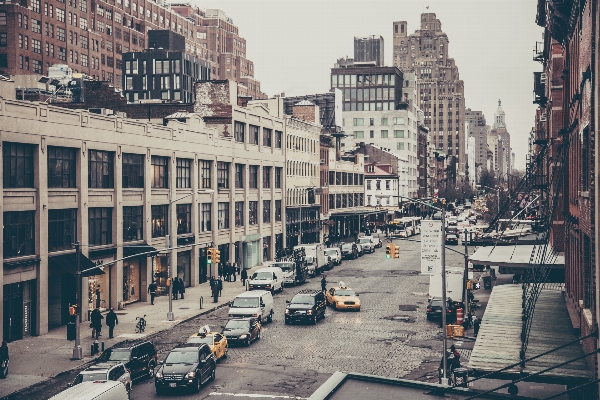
[12,235,472,399]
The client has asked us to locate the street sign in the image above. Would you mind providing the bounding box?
[421,220,443,275]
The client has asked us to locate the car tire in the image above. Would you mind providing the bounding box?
[126,385,131,400]
[195,375,202,393]
[156,387,164,396]
[245,338,250,346]
[257,329,261,341]
[311,314,317,325]
[210,365,216,382]
[333,303,337,311]
[285,319,290,325]
[267,310,273,323]
[223,347,228,358]
[147,361,156,379]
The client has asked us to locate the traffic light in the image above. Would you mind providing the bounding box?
[207,248,214,264]
[214,249,221,265]
[386,243,394,259]
[393,245,400,259]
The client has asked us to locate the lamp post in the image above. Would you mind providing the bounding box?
[167,189,214,321]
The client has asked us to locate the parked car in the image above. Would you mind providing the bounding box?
[324,248,342,266]
[222,317,261,346]
[154,344,216,394]
[285,289,327,325]
[432,212,443,220]
[96,340,158,381]
[341,243,358,259]
[426,297,456,322]
[356,237,375,253]
[187,325,228,361]
[70,363,132,397]
[50,381,129,400]
[356,243,365,257]
[228,290,274,323]
[371,236,383,248]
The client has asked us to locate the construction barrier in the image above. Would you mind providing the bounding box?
[456,308,464,325]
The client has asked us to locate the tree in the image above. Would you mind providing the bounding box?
[479,170,498,189]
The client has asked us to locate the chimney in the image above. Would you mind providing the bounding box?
[292,100,320,123]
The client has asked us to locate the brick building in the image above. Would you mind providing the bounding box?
[0,2,265,98]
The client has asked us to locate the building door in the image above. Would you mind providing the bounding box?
[3,283,23,342]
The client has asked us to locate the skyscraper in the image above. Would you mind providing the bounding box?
[491,99,511,174]
[354,35,384,66]
[392,13,466,181]
[465,109,488,181]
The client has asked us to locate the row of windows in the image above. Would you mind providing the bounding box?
[287,134,318,154]
[286,160,318,178]
[3,199,283,259]
[366,180,393,191]
[234,121,283,148]
[234,164,282,189]
[327,171,364,186]
[328,193,364,210]
[332,74,396,88]
[351,117,407,127]
[3,143,282,190]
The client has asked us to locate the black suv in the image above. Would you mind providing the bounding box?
[96,340,158,380]
[155,343,216,394]
[285,289,326,325]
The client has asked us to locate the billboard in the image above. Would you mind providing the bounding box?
[421,220,443,275]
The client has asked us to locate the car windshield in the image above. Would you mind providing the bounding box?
[274,263,293,272]
[231,297,259,308]
[291,295,315,305]
[430,300,443,307]
[335,290,355,296]
[324,250,337,257]
[79,372,108,382]
[305,256,314,264]
[224,320,250,330]
[358,238,371,244]
[98,349,131,362]
[165,350,198,364]
[341,244,353,250]
[187,336,213,345]
[251,272,273,280]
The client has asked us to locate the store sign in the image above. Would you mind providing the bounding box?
[421,220,442,275]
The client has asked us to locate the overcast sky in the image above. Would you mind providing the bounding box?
[191,0,543,171]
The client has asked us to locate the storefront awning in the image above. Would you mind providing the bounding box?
[469,245,564,269]
[123,244,159,258]
[49,253,105,277]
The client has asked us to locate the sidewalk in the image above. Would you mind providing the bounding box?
[0,264,265,398]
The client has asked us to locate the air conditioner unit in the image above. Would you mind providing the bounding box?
[540,72,547,81]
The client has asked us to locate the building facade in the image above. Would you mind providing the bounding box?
[354,35,384,66]
[365,163,398,207]
[392,13,466,179]
[490,100,511,175]
[465,108,488,182]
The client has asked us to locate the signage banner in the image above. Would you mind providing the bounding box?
[421,220,442,275]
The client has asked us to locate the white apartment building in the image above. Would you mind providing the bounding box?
[365,163,398,207]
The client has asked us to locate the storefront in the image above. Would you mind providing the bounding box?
[154,255,169,296]
[198,248,209,284]
[176,251,191,287]
[123,259,142,304]
[3,279,36,342]
[88,251,116,311]
[263,236,271,261]
[242,234,260,269]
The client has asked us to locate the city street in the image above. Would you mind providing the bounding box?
[15,234,470,400]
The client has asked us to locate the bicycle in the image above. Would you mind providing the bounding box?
[135,315,147,333]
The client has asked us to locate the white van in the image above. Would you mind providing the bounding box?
[248,266,284,294]
[228,290,274,323]
[49,380,128,400]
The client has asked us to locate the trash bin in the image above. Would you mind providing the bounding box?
[67,322,76,341]
[453,367,468,387]
[483,276,492,289]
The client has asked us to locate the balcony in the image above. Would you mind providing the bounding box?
[533,72,547,106]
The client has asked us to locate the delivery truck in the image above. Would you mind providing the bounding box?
[293,244,331,276]
[428,267,465,301]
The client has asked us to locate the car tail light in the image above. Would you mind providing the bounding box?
[426,308,432,312]
[447,309,453,313]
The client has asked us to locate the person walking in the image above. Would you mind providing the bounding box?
[178,277,185,299]
[105,308,118,339]
[218,263,223,280]
[225,262,231,282]
[0,341,9,379]
[90,308,103,339]
[321,275,327,292]
[241,267,248,287]
[172,276,179,300]
[148,281,157,305]
[232,262,237,282]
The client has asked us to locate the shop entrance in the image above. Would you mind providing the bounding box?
[3,281,35,342]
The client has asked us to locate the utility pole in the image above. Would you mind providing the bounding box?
[464,229,469,316]
[440,209,448,385]
[166,234,174,321]
[71,241,83,360]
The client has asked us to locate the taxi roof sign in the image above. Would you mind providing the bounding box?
[198,325,211,335]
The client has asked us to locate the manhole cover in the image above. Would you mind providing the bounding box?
[398,305,418,311]
[382,315,416,323]
[115,313,127,315]
[179,307,190,310]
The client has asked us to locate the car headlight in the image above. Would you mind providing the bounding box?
[239,334,248,339]
[252,313,258,317]
[185,371,196,379]
[265,284,271,288]
[285,309,290,315]
[155,371,163,379]
[307,310,313,315]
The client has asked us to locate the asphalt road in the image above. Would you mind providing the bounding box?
[14,235,471,400]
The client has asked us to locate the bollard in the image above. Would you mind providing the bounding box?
[91,344,95,356]
[199,296,203,309]
[92,340,99,355]
[101,342,105,352]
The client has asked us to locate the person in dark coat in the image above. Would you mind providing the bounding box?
[232,262,237,282]
[172,276,179,300]
[321,275,327,292]
[218,264,223,279]
[105,308,118,339]
[0,341,8,379]
[90,308,103,339]
[148,281,157,305]
[178,277,185,299]
[241,268,248,286]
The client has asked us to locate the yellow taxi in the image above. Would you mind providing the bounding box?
[326,285,361,311]
[186,325,228,360]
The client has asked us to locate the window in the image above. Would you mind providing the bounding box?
[58,47,65,60]
[381,130,388,138]
[381,117,388,126]
[32,19,41,33]
[249,201,258,225]
[386,180,391,190]
[123,206,143,241]
[151,156,168,188]
[275,167,282,188]
[122,153,144,189]
[263,166,271,188]
[235,164,244,189]
[217,202,229,229]
[176,204,191,234]
[0,12,6,25]
[56,8,65,22]
[249,165,258,188]
[234,121,245,142]
[249,125,259,145]
[0,54,7,68]
[200,160,211,189]
[275,130,283,148]
[263,128,272,147]
[151,205,168,238]
[88,150,114,188]
[235,201,244,227]
[32,39,41,53]
[57,27,65,41]
[354,131,364,139]
[48,209,76,251]
[369,118,374,126]
[366,180,372,190]
[200,203,211,232]
[275,200,282,221]
[48,146,76,188]
[217,162,229,189]
[3,211,35,258]
[353,118,364,126]
[263,200,271,223]
[88,207,112,245]
[394,130,405,138]
[329,194,335,209]
[176,158,191,188]
[3,142,34,188]
[394,117,405,125]
[397,142,405,150]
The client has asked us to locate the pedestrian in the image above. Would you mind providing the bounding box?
[450,345,461,374]
[241,267,248,286]
[232,262,238,282]
[105,308,118,339]
[218,277,223,296]
[179,277,185,299]
[172,276,179,300]
[218,263,223,279]
[0,341,8,379]
[210,277,219,302]
[90,308,103,339]
[321,275,327,292]
[225,262,231,282]
[148,281,157,305]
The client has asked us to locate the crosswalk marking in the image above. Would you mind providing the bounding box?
[209,392,308,399]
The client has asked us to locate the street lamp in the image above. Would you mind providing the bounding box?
[167,189,214,321]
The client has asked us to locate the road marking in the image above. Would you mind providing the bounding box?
[209,393,308,399]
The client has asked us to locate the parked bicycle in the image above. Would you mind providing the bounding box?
[135,315,147,333]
